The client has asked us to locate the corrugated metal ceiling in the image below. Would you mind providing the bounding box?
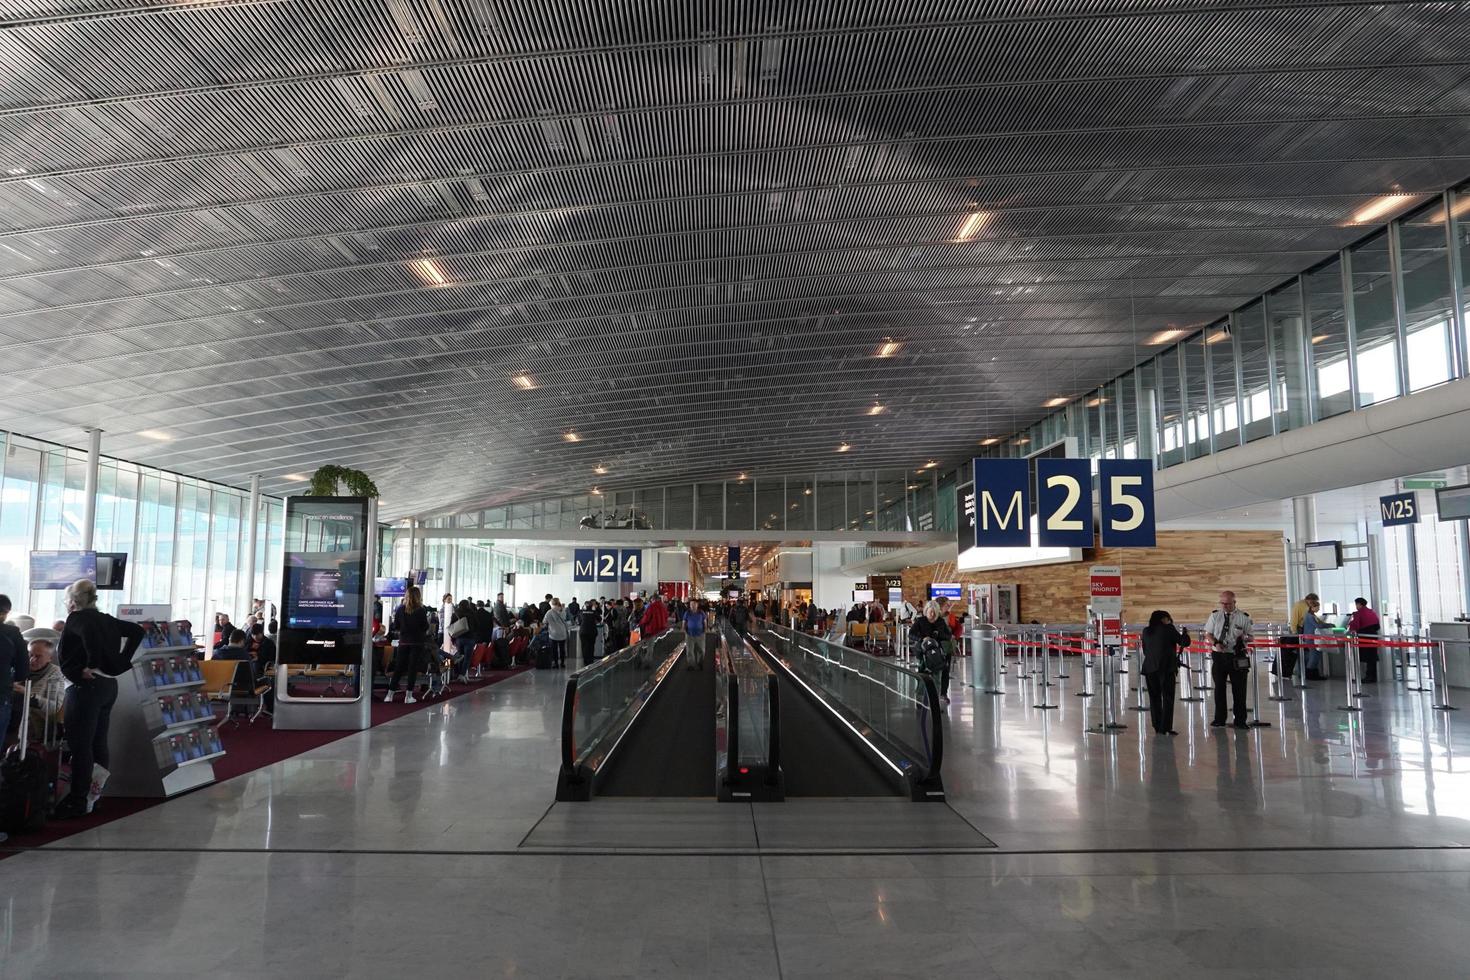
[2,0,1468,520]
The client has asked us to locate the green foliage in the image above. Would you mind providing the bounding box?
[307,464,380,498]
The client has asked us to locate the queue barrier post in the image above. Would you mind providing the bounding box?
[1408,634,1431,692]
[1246,644,1271,728]
[1268,635,1292,703]
[1077,633,1096,698]
[1033,628,1057,710]
[1432,639,1459,712]
[1129,634,1150,713]
[1053,625,1070,679]
[1336,636,1362,712]
[1178,642,1203,702]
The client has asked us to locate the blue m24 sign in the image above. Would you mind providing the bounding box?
[574,548,642,583]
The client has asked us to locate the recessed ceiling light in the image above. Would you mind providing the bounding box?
[804,488,812,495]
[954,211,988,242]
[563,432,581,442]
[1042,396,1069,408]
[1086,397,1110,407]
[1351,193,1416,225]
[875,339,902,358]
[1311,334,1329,344]
[591,487,601,495]
[411,257,450,286]
[979,437,1001,445]
[1146,329,1187,345]
[737,473,748,481]
[593,465,608,475]
[867,404,886,416]
[137,429,173,441]
[1015,438,1031,445]
[837,442,851,452]
[1205,329,1231,345]
[282,473,309,482]
[922,461,938,469]
[512,373,537,390]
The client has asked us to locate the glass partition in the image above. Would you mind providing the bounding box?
[1305,256,1352,419]
[1400,199,1456,393]
[1350,229,1400,407]
[752,620,942,792]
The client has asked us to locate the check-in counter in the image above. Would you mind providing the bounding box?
[1429,622,1470,690]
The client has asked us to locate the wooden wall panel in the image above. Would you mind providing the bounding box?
[902,530,1287,624]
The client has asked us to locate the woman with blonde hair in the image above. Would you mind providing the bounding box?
[385,585,429,704]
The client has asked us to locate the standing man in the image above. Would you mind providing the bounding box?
[493,593,511,629]
[682,599,708,670]
[1205,590,1253,730]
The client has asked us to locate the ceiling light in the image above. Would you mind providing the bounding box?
[867,404,886,416]
[837,442,851,453]
[512,373,537,390]
[137,430,173,441]
[875,339,902,358]
[1311,334,1330,344]
[922,461,938,470]
[1205,329,1231,345]
[804,488,812,495]
[1086,397,1110,407]
[283,473,309,482]
[1351,193,1417,225]
[593,465,608,475]
[1146,329,1186,345]
[591,487,602,495]
[737,473,748,481]
[563,432,581,442]
[953,211,988,242]
[1014,438,1031,446]
[411,257,449,286]
[1042,396,1069,408]
[979,437,1001,446]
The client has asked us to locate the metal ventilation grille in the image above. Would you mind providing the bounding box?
[1,1,1468,520]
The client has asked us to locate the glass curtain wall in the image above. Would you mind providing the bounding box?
[973,183,1468,469]
[0,431,283,629]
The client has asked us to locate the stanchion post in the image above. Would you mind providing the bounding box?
[1179,637,1202,702]
[1052,622,1070,679]
[1247,645,1271,727]
[1033,627,1057,709]
[1336,637,1362,712]
[1408,634,1430,692]
[1350,638,1370,700]
[1129,634,1150,713]
[1433,640,1459,712]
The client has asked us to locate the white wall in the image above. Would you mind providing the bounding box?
[812,543,851,613]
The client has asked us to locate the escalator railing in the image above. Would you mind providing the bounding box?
[753,620,945,801]
[716,626,782,801]
[556,629,682,801]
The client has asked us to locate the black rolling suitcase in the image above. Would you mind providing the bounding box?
[1,681,52,835]
[533,636,554,670]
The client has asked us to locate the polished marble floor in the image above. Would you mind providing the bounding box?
[5,657,1470,977]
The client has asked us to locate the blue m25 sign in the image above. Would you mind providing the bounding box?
[969,457,1156,549]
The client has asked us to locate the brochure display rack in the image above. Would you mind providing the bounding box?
[106,607,224,798]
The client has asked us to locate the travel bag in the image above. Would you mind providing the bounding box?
[0,681,53,835]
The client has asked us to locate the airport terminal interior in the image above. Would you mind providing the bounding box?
[6,1,1470,977]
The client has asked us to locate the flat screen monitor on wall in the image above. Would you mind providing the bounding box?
[1305,540,1343,572]
[29,551,97,590]
[96,553,128,590]
[373,576,407,598]
[1437,484,1470,521]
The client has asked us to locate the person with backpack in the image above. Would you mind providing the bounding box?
[0,595,26,752]
[53,579,146,819]
[384,585,429,704]
[908,601,953,704]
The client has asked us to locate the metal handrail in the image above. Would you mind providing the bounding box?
[754,618,944,793]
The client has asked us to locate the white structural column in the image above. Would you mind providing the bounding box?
[241,474,261,620]
[80,427,102,551]
[407,519,418,573]
[1291,495,1317,603]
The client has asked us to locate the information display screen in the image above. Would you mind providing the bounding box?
[373,576,407,597]
[852,589,875,602]
[285,553,364,630]
[96,552,128,590]
[29,550,97,590]
[1437,484,1470,521]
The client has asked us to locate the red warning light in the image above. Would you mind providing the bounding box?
[739,767,749,774]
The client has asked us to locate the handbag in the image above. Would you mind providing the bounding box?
[448,616,470,640]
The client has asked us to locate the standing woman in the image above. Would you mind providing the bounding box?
[543,598,571,668]
[1140,610,1190,736]
[451,599,476,681]
[54,579,146,819]
[909,601,954,704]
[385,585,429,704]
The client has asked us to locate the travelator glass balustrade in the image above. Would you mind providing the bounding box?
[716,626,782,801]
[752,621,945,801]
[555,625,781,801]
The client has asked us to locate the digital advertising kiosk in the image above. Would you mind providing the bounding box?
[273,496,377,731]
